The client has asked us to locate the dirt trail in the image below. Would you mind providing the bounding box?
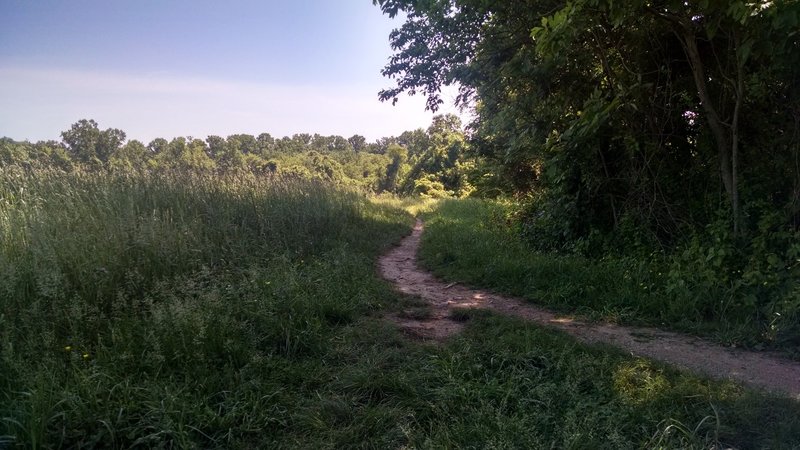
[379,220,800,399]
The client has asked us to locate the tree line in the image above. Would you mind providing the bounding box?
[0,115,473,196]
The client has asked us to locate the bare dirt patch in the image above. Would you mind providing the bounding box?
[379,220,800,399]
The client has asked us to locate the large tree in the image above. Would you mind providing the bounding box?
[61,119,126,168]
[374,0,800,239]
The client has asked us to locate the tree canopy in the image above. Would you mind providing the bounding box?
[375,0,800,240]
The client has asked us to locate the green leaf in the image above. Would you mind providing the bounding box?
[737,38,755,63]
[768,254,780,268]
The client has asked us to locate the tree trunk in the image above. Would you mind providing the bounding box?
[731,37,745,236]
[678,26,739,232]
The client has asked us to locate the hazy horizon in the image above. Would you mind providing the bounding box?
[0,0,469,143]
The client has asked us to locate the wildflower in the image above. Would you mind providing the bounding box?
[64,346,72,352]
[82,353,89,360]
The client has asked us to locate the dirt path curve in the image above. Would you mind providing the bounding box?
[379,220,800,399]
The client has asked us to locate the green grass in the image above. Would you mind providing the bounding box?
[0,168,412,447]
[1,169,798,448]
[418,198,799,351]
[384,310,800,449]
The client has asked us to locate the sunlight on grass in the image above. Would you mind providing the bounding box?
[613,359,671,406]
[0,167,412,447]
[370,194,439,217]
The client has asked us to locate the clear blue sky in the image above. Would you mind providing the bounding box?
[0,0,465,142]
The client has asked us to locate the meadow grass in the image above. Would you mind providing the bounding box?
[1,170,798,448]
[0,168,411,447]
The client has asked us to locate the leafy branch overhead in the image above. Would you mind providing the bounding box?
[376,0,800,236]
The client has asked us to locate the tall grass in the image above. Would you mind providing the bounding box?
[0,167,411,447]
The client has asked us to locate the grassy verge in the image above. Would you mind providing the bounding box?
[341,310,800,449]
[1,173,797,448]
[257,308,800,448]
[418,199,797,353]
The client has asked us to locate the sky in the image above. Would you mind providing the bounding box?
[0,0,467,143]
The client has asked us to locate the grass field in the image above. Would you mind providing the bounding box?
[1,170,799,448]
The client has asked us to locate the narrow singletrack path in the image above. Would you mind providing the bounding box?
[379,220,800,399]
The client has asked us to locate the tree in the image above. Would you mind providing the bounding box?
[0,138,29,167]
[147,138,168,156]
[216,136,245,172]
[308,151,345,181]
[380,143,407,192]
[61,119,126,167]
[257,133,275,155]
[293,133,313,148]
[110,139,149,172]
[329,136,352,152]
[206,135,227,160]
[374,0,800,240]
[398,114,469,195]
[397,129,430,158]
[156,137,214,172]
[348,135,367,152]
[227,134,258,155]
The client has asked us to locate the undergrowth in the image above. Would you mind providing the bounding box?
[419,199,800,355]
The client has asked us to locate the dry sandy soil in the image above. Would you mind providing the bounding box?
[379,220,800,400]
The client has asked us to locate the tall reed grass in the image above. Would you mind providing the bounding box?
[0,167,410,447]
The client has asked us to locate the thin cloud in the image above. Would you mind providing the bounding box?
[0,66,469,142]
